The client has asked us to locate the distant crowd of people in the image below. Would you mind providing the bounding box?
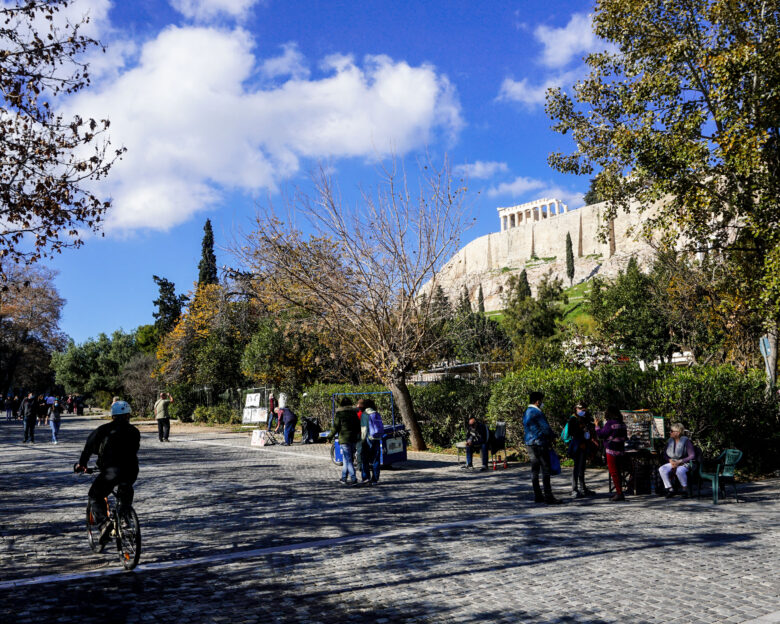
[4,393,84,444]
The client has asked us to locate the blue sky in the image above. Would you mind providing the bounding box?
[50,0,602,342]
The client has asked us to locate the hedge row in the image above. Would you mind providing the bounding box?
[487,365,779,473]
[295,366,778,473]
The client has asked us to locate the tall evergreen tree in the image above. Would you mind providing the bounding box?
[457,285,472,316]
[152,276,187,336]
[198,219,218,285]
[477,284,485,314]
[512,269,532,301]
[565,232,575,285]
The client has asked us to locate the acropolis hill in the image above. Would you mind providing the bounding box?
[433,197,657,312]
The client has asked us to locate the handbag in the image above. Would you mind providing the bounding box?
[549,448,562,475]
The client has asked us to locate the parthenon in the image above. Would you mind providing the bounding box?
[497,197,568,230]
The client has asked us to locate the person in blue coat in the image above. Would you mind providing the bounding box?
[523,392,561,504]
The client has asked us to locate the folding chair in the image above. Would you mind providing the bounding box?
[489,422,508,470]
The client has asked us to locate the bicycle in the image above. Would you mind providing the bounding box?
[76,465,142,571]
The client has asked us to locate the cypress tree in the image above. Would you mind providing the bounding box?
[477,284,485,314]
[566,232,575,285]
[198,219,218,285]
[515,269,531,301]
[152,275,188,335]
[457,285,472,315]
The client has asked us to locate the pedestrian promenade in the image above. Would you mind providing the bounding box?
[1,415,778,623]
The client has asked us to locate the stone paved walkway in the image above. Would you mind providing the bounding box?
[1,415,778,623]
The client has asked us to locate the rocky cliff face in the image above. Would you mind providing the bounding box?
[428,199,658,311]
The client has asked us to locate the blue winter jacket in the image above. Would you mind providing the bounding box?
[523,405,553,446]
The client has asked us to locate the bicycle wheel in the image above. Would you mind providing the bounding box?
[116,506,141,571]
[330,443,343,466]
[85,502,105,553]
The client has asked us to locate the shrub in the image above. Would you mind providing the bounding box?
[410,378,493,448]
[299,383,389,429]
[487,365,779,473]
[192,403,240,425]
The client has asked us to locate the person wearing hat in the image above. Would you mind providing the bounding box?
[48,399,63,444]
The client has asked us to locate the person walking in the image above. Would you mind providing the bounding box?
[36,394,47,426]
[4,395,12,421]
[20,392,38,443]
[154,392,174,442]
[48,399,63,444]
[327,397,360,485]
[12,395,20,420]
[523,392,561,504]
[566,403,597,498]
[596,405,628,502]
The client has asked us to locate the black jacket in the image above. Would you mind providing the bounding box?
[20,397,37,419]
[79,418,140,472]
[466,420,489,447]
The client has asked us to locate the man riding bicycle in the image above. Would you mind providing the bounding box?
[74,401,140,540]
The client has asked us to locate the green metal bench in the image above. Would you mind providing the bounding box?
[698,449,742,504]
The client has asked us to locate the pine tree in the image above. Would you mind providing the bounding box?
[565,232,575,285]
[152,276,188,336]
[198,219,218,286]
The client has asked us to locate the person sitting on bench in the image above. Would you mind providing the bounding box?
[658,422,695,498]
[461,416,489,471]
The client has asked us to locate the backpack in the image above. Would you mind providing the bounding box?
[368,411,385,438]
[560,422,572,444]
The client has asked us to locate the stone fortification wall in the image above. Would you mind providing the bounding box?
[431,199,656,312]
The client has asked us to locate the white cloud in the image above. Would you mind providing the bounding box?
[487,176,545,198]
[497,12,604,109]
[487,176,584,209]
[535,13,598,68]
[170,0,262,21]
[64,26,463,231]
[497,67,583,107]
[260,42,309,80]
[453,161,508,180]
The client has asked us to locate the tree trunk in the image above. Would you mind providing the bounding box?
[388,376,427,451]
[766,325,778,394]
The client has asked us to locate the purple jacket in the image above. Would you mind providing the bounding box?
[596,419,627,456]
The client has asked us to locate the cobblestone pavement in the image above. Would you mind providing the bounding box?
[1,415,778,624]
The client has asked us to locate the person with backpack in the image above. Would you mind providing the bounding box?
[361,399,384,485]
[74,401,140,543]
[563,403,597,498]
[461,415,490,471]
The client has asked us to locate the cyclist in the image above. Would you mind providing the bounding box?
[74,400,140,540]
